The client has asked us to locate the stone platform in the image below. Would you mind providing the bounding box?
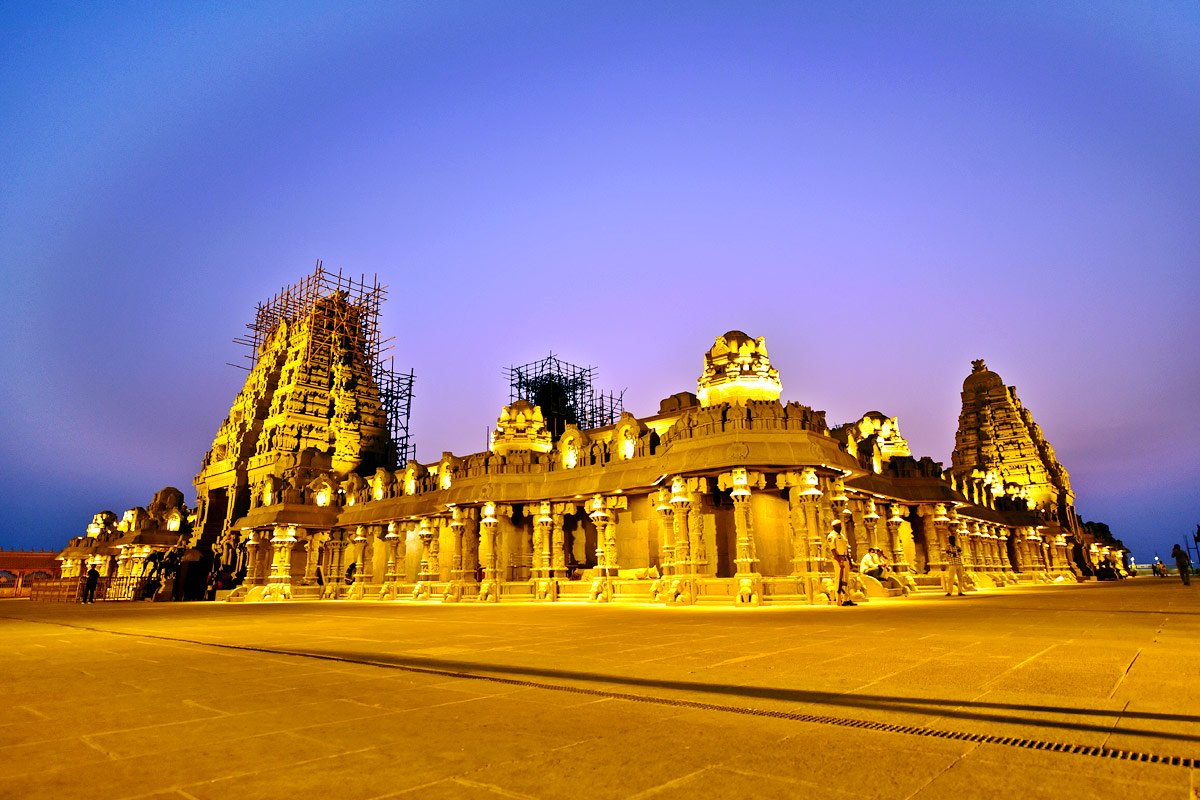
[2,578,1197,799]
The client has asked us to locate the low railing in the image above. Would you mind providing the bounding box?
[29,577,83,602]
[29,576,153,602]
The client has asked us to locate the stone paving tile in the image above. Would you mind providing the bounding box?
[383,776,542,799]
[184,730,569,800]
[0,735,115,777]
[907,753,1187,800]
[453,732,754,800]
[631,765,853,800]
[0,703,224,749]
[15,729,347,800]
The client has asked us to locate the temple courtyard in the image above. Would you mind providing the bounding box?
[2,580,1197,799]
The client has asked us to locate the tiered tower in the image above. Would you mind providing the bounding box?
[951,359,1076,527]
[192,265,407,553]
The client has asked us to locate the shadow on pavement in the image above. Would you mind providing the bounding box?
[299,649,1200,744]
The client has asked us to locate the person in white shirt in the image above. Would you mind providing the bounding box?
[859,548,883,581]
[826,521,855,606]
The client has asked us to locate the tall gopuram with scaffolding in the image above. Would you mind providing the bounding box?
[189,264,414,599]
[54,271,1126,605]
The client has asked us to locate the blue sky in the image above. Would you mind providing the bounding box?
[2,1,1197,560]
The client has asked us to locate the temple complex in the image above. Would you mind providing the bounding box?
[54,267,1125,604]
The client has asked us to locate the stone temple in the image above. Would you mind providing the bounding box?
[55,266,1126,605]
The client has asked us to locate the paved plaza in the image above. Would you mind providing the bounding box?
[2,579,1198,799]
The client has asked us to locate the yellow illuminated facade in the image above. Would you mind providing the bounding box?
[58,280,1122,605]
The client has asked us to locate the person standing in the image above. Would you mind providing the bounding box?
[83,566,100,604]
[1172,544,1192,586]
[944,535,965,596]
[826,521,854,606]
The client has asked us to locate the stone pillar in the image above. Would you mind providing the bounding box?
[921,504,950,574]
[460,510,479,582]
[428,518,442,579]
[825,477,848,574]
[551,509,568,578]
[265,525,298,601]
[667,476,698,605]
[479,502,499,602]
[323,536,346,599]
[346,526,369,599]
[849,498,869,563]
[963,522,980,571]
[670,477,692,572]
[417,518,434,581]
[998,530,1014,574]
[688,491,707,574]
[722,468,763,606]
[588,495,614,602]
[989,529,1004,571]
[533,502,553,580]
[449,510,466,581]
[1011,529,1028,572]
[886,505,907,571]
[777,470,821,579]
[379,523,401,600]
[246,531,266,585]
[865,500,883,551]
[653,488,675,575]
[443,508,467,602]
[302,532,325,585]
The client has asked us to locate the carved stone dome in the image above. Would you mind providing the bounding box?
[697,331,782,407]
[963,359,1003,392]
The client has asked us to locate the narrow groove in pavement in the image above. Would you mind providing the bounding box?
[19,618,1197,770]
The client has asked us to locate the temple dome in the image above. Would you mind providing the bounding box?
[697,331,782,407]
[964,359,1003,392]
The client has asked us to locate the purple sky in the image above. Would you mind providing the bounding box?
[2,2,1197,561]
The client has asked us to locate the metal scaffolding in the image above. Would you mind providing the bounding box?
[231,261,416,465]
[506,353,624,439]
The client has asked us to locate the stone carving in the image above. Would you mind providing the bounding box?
[697,330,782,407]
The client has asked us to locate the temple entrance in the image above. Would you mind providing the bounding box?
[1005,535,1019,572]
[713,505,735,577]
[567,516,597,575]
[909,510,929,573]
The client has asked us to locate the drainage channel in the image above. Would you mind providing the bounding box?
[27,619,1199,770]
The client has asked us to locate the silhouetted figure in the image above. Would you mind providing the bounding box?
[83,567,100,603]
[944,535,965,596]
[345,561,357,585]
[1172,544,1192,586]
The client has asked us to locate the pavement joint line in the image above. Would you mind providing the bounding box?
[12,616,1198,771]
[1109,648,1144,699]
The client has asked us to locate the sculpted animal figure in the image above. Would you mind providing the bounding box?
[734,577,759,606]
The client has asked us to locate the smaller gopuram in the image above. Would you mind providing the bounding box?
[949,359,1095,575]
[56,487,193,600]
[54,268,1125,605]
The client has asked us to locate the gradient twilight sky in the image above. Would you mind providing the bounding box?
[2,2,1197,560]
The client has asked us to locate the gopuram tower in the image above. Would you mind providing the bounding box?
[951,359,1078,533]
[191,265,412,596]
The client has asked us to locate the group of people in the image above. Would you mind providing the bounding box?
[825,523,970,605]
[826,521,909,606]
